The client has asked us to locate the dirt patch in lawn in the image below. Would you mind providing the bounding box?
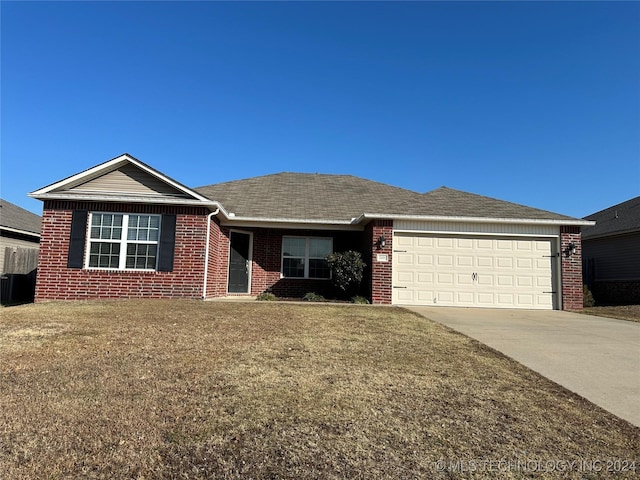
[581,305,640,323]
[1,300,638,479]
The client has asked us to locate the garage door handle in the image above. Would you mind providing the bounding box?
[393,250,407,253]
[393,286,407,289]
[543,291,557,294]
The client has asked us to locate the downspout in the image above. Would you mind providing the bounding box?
[202,208,220,299]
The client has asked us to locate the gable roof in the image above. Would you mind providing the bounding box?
[195,172,588,225]
[582,196,640,239]
[0,199,42,237]
[30,153,216,208]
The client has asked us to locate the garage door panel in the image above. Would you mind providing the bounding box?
[457,255,474,267]
[393,233,556,309]
[477,256,493,268]
[479,292,498,305]
[517,276,533,287]
[396,235,414,248]
[457,292,474,304]
[437,255,453,266]
[416,237,434,248]
[395,288,414,302]
[416,272,433,284]
[417,254,434,265]
[396,253,414,265]
[397,271,414,283]
[438,291,454,303]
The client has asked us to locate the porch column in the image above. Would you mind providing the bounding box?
[560,226,583,310]
[370,219,393,305]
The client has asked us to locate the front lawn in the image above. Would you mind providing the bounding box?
[581,305,640,323]
[1,301,638,479]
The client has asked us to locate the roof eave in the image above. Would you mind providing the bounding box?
[352,213,595,227]
[583,228,640,241]
[0,226,41,238]
[29,192,220,209]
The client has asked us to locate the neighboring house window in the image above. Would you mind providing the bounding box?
[87,213,161,270]
[282,236,332,279]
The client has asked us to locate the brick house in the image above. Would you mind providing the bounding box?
[30,154,593,309]
[582,196,640,305]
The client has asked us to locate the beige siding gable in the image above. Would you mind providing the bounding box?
[65,164,189,198]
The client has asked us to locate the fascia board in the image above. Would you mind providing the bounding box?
[219,219,363,231]
[29,192,219,208]
[352,213,596,227]
[0,226,41,238]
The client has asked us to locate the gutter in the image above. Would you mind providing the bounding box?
[351,213,596,227]
[0,226,41,239]
[202,205,221,299]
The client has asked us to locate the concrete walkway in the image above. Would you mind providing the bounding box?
[406,306,640,427]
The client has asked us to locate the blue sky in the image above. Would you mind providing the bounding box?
[2,1,639,218]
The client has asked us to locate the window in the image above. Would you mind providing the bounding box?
[282,236,332,279]
[87,213,161,270]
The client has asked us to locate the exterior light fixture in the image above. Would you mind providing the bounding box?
[377,235,386,249]
[564,242,577,257]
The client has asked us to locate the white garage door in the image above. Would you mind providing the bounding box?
[393,234,556,309]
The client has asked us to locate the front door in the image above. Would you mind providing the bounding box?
[228,231,251,293]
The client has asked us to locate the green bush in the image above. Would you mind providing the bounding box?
[303,292,325,302]
[257,292,277,301]
[583,285,595,307]
[326,251,366,297]
[351,296,370,304]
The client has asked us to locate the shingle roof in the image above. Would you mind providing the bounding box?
[582,196,640,239]
[0,199,42,235]
[195,173,579,223]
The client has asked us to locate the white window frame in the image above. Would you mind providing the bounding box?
[85,212,162,271]
[281,236,333,279]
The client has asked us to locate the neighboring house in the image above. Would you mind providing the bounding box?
[0,199,42,303]
[0,199,41,271]
[582,196,640,305]
[29,153,593,310]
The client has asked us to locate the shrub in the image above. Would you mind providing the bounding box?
[351,296,370,304]
[326,251,366,297]
[303,292,325,302]
[583,285,595,307]
[257,292,277,301]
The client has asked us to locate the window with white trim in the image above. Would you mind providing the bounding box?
[282,236,332,279]
[87,213,161,270]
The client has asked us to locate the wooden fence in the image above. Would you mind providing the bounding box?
[1,246,39,304]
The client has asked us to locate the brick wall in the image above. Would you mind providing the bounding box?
[560,226,583,310]
[36,201,209,301]
[211,227,363,299]
[369,220,393,305]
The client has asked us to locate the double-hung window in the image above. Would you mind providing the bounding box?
[87,213,161,270]
[282,236,332,279]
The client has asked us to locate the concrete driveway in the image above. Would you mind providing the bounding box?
[406,306,640,427]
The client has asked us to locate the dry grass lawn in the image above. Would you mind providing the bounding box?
[1,300,638,479]
[581,305,640,323]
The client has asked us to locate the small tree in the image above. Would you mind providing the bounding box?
[326,250,366,298]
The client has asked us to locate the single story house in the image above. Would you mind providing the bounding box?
[29,153,593,309]
[582,196,640,305]
[0,199,42,270]
[1,199,42,303]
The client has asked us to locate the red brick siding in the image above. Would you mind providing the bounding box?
[369,220,393,305]
[561,226,583,310]
[35,201,209,301]
[204,216,226,298]
[210,227,363,298]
